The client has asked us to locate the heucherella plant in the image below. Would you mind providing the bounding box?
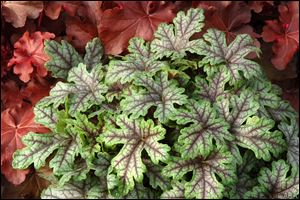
[13,8,299,199]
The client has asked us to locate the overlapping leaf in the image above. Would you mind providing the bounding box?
[151,8,205,59]
[162,147,236,199]
[13,126,80,176]
[44,40,83,79]
[197,28,262,85]
[143,159,171,191]
[39,63,108,116]
[278,120,299,168]
[121,72,187,123]
[106,38,165,84]
[161,181,186,199]
[226,151,260,199]
[171,99,232,158]
[194,65,230,103]
[100,115,170,194]
[41,176,108,199]
[234,116,286,161]
[245,160,299,199]
[44,38,103,79]
[217,90,286,163]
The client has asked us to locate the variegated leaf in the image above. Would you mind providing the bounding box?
[162,147,236,199]
[151,8,205,59]
[198,29,262,85]
[121,72,187,123]
[100,115,170,194]
[106,38,165,84]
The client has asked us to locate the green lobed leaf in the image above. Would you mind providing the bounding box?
[234,116,286,161]
[162,146,236,199]
[106,38,166,84]
[278,119,299,168]
[161,180,186,199]
[100,115,170,195]
[151,8,205,59]
[34,103,58,131]
[120,71,187,123]
[245,160,299,199]
[84,38,104,70]
[172,99,233,158]
[44,40,83,79]
[41,176,108,199]
[143,159,171,191]
[38,63,108,116]
[194,65,230,103]
[13,132,68,169]
[197,29,262,85]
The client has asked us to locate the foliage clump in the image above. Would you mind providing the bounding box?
[13,8,299,199]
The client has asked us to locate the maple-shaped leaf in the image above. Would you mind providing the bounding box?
[226,150,260,199]
[197,29,262,85]
[98,1,176,55]
[245,160,299,199]
[1,103,49,185]
[12,126,80,176]
[246,77,281,109]
[1,1,43,28]
[143,158,171,191]
[162,146,236,199]
[44,38,104,79]
[194,65,230,103]
[171,99,232,158]
[120,72,187,123]
[7,31,55,82]
[41,176,108,199]
[217,91,286,163]
[151,8,205,59]
[263,100,298,123]
[161,180,186,199]
[234,116,286,161]
[44,39,83,79]
[278,119,299,168]
[193,1,260,57]
[106,37,166,84]
[100,115,170,194]
[39,63,108,116]
[262,1,299,70]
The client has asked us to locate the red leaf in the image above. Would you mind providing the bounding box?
[20,76,52,105]
[7,31,55,83]
[282,88,299,113]
[248,1,274,13]
[44,1,81,20]
[1,103,50,185]
[193,1,260,51]
[1,170,50,199]
[1,159,30,186]
[1,80,23,110]
[262,1,299,70]
[99,1,176,55]
[65,16,98,52]
[1,1,43,28]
